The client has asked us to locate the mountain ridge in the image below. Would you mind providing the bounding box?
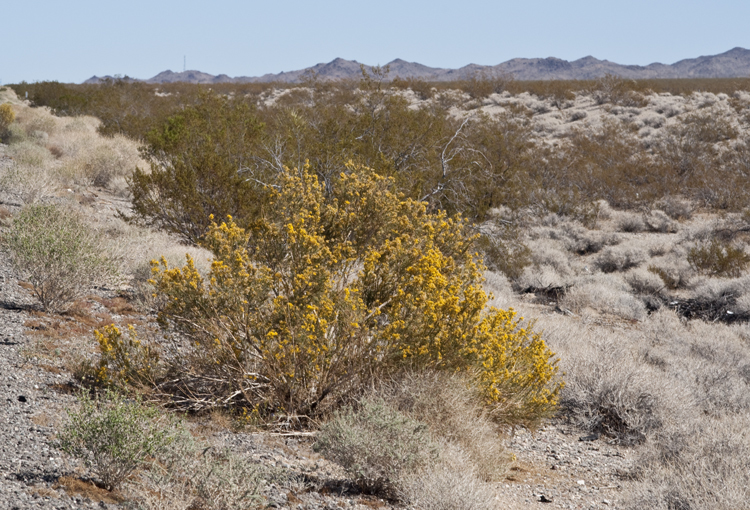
[83,47,750,84]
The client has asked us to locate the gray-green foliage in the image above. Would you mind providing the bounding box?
[3,203,113,312]
[57,389,176,490]
[138,429,273,510]
[313,397,437,497]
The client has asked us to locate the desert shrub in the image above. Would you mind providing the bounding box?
[399,443,497,510]
[615,211,646,233]
[626,416,750,510]
[0,102,15,140]
[376,371,510,481]
[596,246,647,273]
[644,210,678,233]
[688,239,750,277]
[625,267,667,296]
[61,133,144,189]
[592,74,648,107]
[2,203,114,312]
[137,431,273,510]
[456,71,513,100]
[539,120,664,210]
[95,324,160,388]
[477,224,532,279]
[57,389,177,491]
[655,196,696,220]
[146,165,562,423]
[648,262,692,290]
[314,397,436,497]
[560,275,647,321]
[560,223,619,254]
[128,91,265,244]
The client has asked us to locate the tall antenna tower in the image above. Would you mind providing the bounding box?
[183,56,186,72]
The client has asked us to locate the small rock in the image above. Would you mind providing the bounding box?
[576,480,585,486]
[17,395,27,403]
[540,495,554,503]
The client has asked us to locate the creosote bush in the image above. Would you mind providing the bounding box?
[687,239,750,277]
[145,164,562,424]
[2,203,114,312]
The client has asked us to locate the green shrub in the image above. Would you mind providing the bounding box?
[3,204,113,312]
[688,239,750,277]
[57,389,177,491]
[313,396,437,497]
[128,91,265,244]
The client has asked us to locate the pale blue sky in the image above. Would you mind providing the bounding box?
[2,0,749,84]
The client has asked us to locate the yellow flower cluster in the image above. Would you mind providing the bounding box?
[95,324,158,388]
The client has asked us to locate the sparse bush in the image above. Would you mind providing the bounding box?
[592,74,648,107]
[3,204,114,312]
[648,261,692,290]
[57,389,177,491]
[626,416,750,510]
[314,397,437,497]
[688,239,750,277]
[138,432,271,510]
[400,444,497,510]
[477,225,532,279]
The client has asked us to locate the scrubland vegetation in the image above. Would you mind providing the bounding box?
[3,71,750,507]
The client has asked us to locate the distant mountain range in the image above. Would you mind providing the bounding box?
[83,47,750,85]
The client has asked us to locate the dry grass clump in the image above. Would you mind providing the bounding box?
[0,89,145,199]
[654,195,696,220]
[516,264,571,293]
[399,443,497,510]
[530,300,750,507]
[643,210,678,233]
[536,312,687,445]
[624,267,667,296]
[314,372,507,506]
[647,253,694,290]
[483,270,514,310]
[559,274,646,321]
[376,371,510,482]
[625,415,750,510]
[614,211,646,233]
[595,245,647,273]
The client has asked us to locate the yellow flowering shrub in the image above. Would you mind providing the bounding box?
[149,164,562,424]
[0,103,15,137]
[95,324,159,388]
